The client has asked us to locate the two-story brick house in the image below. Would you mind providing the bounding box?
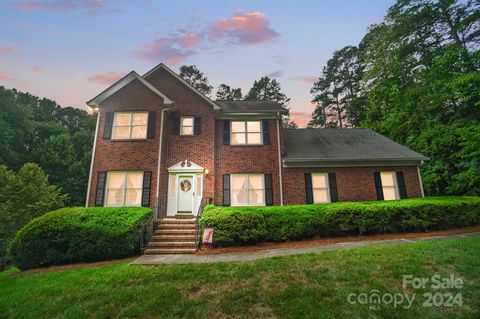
[86,63,427,253]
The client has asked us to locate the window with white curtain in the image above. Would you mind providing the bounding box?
[231,174,265,206]
[231,121,262,145]
[380,172,399,200]
[312,173,330,203]
[112,112,148,139]
[105,171,143,206]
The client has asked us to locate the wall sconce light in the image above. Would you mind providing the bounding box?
[205,169,209,175]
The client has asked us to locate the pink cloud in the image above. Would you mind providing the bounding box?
[209,11,279,45]
[87,72,123,85]
[292,76,318,84]
[0,44,18,54]
[9,0,111,14]
[0,71,10,81]
[289,111,312,127]
[135,35,198,64]
[179,33,202,48]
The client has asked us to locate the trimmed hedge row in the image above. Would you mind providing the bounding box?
[9,207,152,270]
[200,197,480,246]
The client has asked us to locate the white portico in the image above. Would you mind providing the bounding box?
[166,160,205,216]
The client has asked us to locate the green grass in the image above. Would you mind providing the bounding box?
[1,237,479,318]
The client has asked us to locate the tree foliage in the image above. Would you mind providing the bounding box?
[215,84,243,100]
[0,86,95,205]
[245,76,296,128]
[179,65,213,96]
[0,163,67,270]
[309,0,480,196]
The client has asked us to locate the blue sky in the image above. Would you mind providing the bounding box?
[0,0,394,126]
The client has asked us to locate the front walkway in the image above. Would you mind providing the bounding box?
[131,231,480,265]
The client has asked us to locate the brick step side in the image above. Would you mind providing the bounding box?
[144,248,196,254]
[152,235,196,241]
[148,241,196,248]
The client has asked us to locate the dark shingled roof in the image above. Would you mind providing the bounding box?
[216,100,288,113]
[284,128,427,162]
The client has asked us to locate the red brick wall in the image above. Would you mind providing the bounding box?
[214,118,283,206]
[146,68,216,212]
[88,79,167,207]
[282,166,423,205]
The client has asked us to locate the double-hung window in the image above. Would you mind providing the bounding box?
[231,121,262,145]
[380,172,399,200]
[180,116,194,135]
[105,171,144,206]
[312,173,330,203]
[231,174,265,206]
[112,112,148,139]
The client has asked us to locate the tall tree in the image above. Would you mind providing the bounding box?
[245,76,295,127]
[179,65,213,96]
[215,84,243,100]
[309,46,365,128]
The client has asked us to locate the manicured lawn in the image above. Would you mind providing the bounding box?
[1,237,479,318]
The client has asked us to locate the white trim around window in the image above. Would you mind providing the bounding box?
[105,171,144,206]
[112,111,148,140]
[180,116,194,135]
[312,172,331,203]
[230,173,265,206]
[230,120,262,145]
[380,171,399,200]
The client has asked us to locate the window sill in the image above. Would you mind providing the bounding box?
[110,139,148,142]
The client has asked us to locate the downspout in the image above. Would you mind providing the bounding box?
[276,112,284,206]
[417,162,425,198]
[85,108,100,207]
[155,104,175,220]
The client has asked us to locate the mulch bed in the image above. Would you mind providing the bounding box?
[196,225,480,255]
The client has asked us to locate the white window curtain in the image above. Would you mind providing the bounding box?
[312,173,330,203]
[381,172,399,200]
[231,121,262,145]
[105,171,143,206]
[231,174,265,206]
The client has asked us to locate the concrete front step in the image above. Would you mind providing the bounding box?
[174,214,194,219]
[152,235,196,241]
[144,248,197,254]
[148,241,196,248]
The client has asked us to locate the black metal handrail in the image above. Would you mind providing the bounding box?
[194,199,204,251]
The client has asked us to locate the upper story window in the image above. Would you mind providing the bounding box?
[312,173,330,203]
[380,171,399,200]
[180,116,194,135]
[231,121,262,145]
[112,112,148,140]
[105,171,143,206]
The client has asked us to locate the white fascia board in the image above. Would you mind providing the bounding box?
[86,71,174,107]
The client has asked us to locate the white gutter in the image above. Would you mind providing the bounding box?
[85,109,100,207]
[417,164,425,197]
[276,113,284,206]
[155,104,175,219]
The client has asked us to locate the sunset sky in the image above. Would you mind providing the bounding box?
[0,0,394,126]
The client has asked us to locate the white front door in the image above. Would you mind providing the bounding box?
[177,175,194,213]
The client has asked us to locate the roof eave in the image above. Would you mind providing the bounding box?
[283,157,429,168]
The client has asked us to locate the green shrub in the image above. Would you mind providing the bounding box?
[9,207,152,270]
[200,197,480,246]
